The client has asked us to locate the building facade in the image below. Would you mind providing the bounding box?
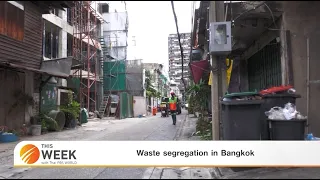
[0,1,73,130]
[144,63,169,97]
[191,1,320,138]
[168,33,191,85]
[42,1,104,112]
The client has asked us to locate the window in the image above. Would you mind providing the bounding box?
[101,4,109,13]
[44,31,51,58]
[67,34,73,56]
[0,1,24,41]
[50,8,60,17]
[43,20,61,59]
[67,8,72,25]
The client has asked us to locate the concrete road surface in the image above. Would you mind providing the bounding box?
[0,111,187,179]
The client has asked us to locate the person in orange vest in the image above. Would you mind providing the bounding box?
[169,92,178,125]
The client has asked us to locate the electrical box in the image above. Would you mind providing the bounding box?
[209,21,232,55]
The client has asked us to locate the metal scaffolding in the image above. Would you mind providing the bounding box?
[126,59,144,96]
[72,1,105,112]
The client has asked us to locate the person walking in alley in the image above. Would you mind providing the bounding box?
[169,92,178,125]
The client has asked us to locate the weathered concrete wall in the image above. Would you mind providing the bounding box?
[0,69,25,130]
[24,72,34,125]
[281,1,320,135]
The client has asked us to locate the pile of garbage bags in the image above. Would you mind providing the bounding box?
[265,102,307,120]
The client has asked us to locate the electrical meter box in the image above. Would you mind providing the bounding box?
[209,21,232,55]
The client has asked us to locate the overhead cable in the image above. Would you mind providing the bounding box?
[171,1,186,90]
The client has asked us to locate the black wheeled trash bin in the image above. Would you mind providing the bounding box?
[268,119,307,140]
[221,100,264,140]
[260,94,301,140]
[221,99,264,172]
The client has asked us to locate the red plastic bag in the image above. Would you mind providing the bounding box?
[259,85,293,95]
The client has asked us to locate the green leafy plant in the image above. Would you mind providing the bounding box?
[145,70,161,106]
[41,119,47,129]
[44,115,59,131]
[186,77,212,140]
[195,116,212,140]
[33,112,47,131]
[59,91,80,120]
[40,115,47,129]
[186,79,210,116]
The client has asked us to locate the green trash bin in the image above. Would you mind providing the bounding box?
[80,109,88,124]
[223,91,259,99]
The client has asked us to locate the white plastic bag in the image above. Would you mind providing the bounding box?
[265,107,286,120]
[265,103,307,120]
[283,103,297,120]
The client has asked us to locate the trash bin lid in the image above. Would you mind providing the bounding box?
[262,93,301,98]
[259,85,293,95]
[221,100,264,106]
[224,91,259,98]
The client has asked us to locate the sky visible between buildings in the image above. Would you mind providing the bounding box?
[124,1,200,78]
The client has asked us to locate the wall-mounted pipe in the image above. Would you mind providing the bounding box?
[306,37,310,133]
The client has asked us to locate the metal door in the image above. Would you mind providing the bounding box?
[0,68,25,130]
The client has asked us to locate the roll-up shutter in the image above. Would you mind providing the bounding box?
[247,39,282,91]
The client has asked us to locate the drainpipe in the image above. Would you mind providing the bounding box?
[306,37,310,133]
[43,21,46,57]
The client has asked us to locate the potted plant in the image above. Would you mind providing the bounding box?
[38,113,49,134]
[60,91,80,129]
[0,126,18,143]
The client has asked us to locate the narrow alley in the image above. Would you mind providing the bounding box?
[2,1,320,179]
[1,112,190,179]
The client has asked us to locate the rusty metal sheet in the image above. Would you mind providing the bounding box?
[0,2,43,70]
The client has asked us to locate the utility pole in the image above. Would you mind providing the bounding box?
[217,2,228,98]
[209,1,225,140]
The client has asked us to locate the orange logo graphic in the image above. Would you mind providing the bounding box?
[20,144,40,164]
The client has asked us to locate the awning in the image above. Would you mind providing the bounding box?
[40,56,73,78]
[0,61,71,79]
[189,60,210,84]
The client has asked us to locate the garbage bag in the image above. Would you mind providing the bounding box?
[265,103,307,120]
[265,107,286,120]
[283,103,297,120]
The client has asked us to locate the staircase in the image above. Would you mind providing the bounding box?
[99,36,109,61]
[98,94,111,117]
[98,37,110,117]
[98,37,108,82]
